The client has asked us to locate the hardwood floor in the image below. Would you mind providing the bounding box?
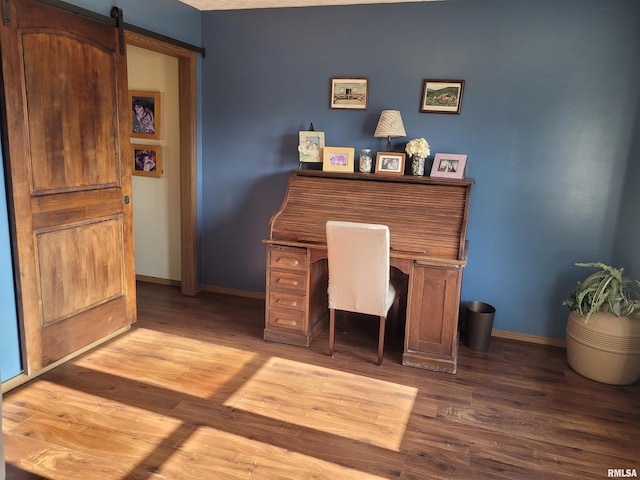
[3,281,639,479]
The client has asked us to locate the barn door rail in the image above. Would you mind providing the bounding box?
[22,0,206,57]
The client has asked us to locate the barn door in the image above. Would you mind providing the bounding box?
[0,0,136,373]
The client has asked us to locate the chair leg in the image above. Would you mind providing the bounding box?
[329,308,336,357]
[377,315,386,365]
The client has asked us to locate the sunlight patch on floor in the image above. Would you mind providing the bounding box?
[175,424,390,479]
[224,357,417,451]
[74,327,259,398]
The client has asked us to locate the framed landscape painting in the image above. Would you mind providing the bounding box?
[420,80,465,114]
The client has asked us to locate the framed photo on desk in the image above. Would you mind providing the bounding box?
[375,152,405,175]
[298,130,324,163]
[323,147,355,172]
[430,153,467,179]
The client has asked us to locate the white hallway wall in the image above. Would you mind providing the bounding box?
[127,45,181,281]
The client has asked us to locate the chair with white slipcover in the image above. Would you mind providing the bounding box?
[326,220,402,365]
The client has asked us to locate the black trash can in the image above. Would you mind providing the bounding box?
[465,301,496,351]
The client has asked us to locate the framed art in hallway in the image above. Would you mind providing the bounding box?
[420,80,465,114]
[430,153,467,179]
[130,90,161,139]
[330,77,368,110]
[375,152,405,175]
[132,144,162,178]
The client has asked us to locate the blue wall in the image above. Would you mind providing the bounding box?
[613,106,640,279]
[0,0,201,382]
[0,147,21,381]
[201,0,640,339]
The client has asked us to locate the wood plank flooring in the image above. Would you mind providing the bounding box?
[3,281,639,479]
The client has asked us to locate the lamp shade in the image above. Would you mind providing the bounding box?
[374,110,406,138]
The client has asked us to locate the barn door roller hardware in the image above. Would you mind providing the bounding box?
[26,0,206,57]
[2,0,11,26]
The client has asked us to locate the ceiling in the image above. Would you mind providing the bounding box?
[178,0,437,11]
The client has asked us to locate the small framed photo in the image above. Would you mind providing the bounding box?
[132,144,162,178]
[430,153,467,179]
[375,152,406,175]
[420,80,465,114]
[322,147,355,172]
[330,77,368,110]
[298,130,325,163]
[130,90,161,139]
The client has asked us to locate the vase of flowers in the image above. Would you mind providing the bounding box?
[405,138,430,176]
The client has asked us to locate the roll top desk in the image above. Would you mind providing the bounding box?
[264,170,474,373]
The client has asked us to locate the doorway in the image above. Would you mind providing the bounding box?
[126,31,198,296]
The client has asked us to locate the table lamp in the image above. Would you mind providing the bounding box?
[374,110,406,151]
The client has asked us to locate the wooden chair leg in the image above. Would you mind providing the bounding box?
[329,308,336,357]
[377,315,386,365]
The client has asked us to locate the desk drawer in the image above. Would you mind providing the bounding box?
[267,308,305,331]
[269,269,306,292]
[269,290,305,312]
[269,247,306,272]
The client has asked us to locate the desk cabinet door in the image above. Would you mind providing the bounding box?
[406,264,462,357]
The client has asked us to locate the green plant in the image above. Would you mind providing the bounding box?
[563,262,640,323]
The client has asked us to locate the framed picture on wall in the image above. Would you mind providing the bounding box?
[322,147,355,172]
[375,152,405,175]
[420,80,465,114]
[132,144,162,178]
[330,77,368,110]
[430,153,467,179]
[130,90,161,139]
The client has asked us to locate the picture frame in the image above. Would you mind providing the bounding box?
[322,147,355,172]
[430,153,467,179]
[330,77,368,110]
[130,90,161,139]
[298,130,325,163]
[420,80,465,114]
[132,144,162,178]
[375,152,406,175]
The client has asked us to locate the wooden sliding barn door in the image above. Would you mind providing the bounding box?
[0,0,136,373]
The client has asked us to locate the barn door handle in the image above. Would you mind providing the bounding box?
[123,195,130,205]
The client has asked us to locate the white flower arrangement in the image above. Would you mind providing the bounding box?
[405,138,431,158]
